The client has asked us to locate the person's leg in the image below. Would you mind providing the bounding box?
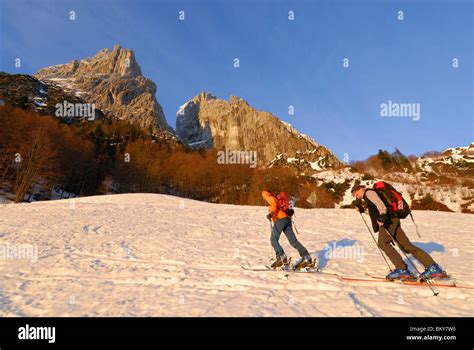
[391,220,436,268]
[282,218,310,258]
[378,225,407,270]
[270,219,285,257]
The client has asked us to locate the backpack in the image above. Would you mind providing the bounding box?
[373,181,410,219]
[273,191,294,217]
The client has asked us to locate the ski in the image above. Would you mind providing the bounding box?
[266,265,323,274]
[241,265,338,277]
[240,265,298,273]
[241,266,474,290]
[338,276,473,289]
[368,275,457,286]
[241,266,281,272]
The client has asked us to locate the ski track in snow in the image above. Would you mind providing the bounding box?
[0,193,473,317]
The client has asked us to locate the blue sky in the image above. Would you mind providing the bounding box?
[1,0,472,161]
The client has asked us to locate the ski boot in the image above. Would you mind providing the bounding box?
[419,263,447,281]
[270,254,290,270]
[386,268,415,281]
[292,254,314,271]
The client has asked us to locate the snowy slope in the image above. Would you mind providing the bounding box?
[0,194,473,317]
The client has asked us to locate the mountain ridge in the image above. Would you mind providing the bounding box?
[34,45,173,134]
[176,91,343,168]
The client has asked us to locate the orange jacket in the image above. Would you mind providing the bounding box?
[261,190,287,222]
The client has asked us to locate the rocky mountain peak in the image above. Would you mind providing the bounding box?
[34,45,172,133]
[35,45,142,80]
[176,92,342,168]
[192,91,217,105]
[229,95,249,106]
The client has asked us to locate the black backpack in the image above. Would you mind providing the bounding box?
[373,181,410,219]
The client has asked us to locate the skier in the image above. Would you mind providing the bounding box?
[351,184,445,280]
[261,190,314,270]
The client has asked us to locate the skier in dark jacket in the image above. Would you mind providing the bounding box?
[351,184,445,280]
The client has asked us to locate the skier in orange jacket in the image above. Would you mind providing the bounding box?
[262,190,314,270]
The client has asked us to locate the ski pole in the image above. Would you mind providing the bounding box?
[292,218,300,235]
[291,207,300,235]
[359,213,392,271]
[269,218,274,260]
[409,213,422,238]
[382,224,439,296]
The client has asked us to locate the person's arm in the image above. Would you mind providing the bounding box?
[365,190,388,225]
[267,197,278,217]
[262,194,278,219]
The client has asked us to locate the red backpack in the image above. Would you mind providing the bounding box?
[271,191,294,217]
[373,181,410,219]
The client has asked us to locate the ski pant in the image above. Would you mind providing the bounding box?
[271,217,309,258]
[378,218,435,270]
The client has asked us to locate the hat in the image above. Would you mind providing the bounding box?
[351,184,365,194]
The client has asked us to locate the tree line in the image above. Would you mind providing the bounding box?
[0,104,344,208]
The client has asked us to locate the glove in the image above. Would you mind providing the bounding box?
[377,214,389,224]
[377,215,392,231]
[356,205,365,214]
[266,213,273,221]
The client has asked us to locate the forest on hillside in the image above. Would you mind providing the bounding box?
[2,105,464,212]
[0,105,348,207]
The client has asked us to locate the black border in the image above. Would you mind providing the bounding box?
[0,317,472,347]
